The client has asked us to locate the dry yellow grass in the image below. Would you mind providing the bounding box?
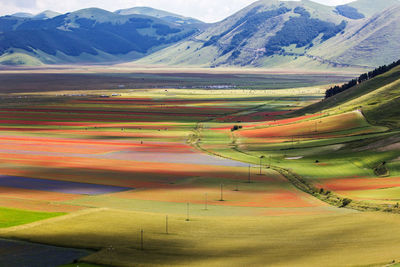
[2,208,400,267]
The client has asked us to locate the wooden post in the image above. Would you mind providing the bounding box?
[248,164,251,183]
[166,215,168,234]
[234,181,239,191]
[205,193,208,210]
[108,245,114,266]
[259,156,265,175]
[140,229,144,250]
[220,183,224,201]
[186,203,190,221]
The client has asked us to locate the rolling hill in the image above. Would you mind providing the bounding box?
[344,0,400,17]
[136,0,400,70]
[0,8,200,65]
[10,12,34,18]
[33,10,61,20]
[298,61,400,128]
[115,7,204,25]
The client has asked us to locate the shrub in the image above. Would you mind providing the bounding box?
[374,161,389,176]
[231,125,243,132]
[341,198,352,207]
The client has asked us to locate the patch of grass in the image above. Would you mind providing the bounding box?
[0,207,65,228]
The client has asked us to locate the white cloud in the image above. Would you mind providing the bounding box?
[0,0,355,22]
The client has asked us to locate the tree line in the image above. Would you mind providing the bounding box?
[325,59,400,98]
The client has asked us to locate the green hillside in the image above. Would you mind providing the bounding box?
[298,65,400,128]
[0,52,43,66]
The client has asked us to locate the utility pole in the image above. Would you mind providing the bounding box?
[248,164,251,183]
[166,215,168,234]
[186,203,190,221]
[220,183,224,201]
[140,229,144,250]
[107,245,114,266]
[259,156,265,175]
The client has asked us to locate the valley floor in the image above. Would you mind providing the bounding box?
[0,79,399,266]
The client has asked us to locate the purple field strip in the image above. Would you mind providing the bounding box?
[0,175,133,195]
[0,238,90,267]
[0,148,248,167]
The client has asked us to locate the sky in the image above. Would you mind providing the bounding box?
[0,0,355,22]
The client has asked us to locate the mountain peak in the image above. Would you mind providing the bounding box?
[115,6,178,18]
[65,8,121,23]
[34,10,61,19]
[11,12,34,18]
[114,6,203,25]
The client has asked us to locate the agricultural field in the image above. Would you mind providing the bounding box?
[0,70,399,266]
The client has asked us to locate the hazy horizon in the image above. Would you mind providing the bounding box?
[1,0,356,22]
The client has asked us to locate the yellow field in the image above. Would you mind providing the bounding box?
[2,208,400,267]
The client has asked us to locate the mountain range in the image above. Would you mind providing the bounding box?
[1,0,400,70]
[0,7,203,65]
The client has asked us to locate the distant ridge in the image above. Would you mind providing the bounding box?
[33,10,61,19]
[115,7,204,25]
[11,12,33,18]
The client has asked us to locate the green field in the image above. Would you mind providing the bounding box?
[0,207,64,228]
